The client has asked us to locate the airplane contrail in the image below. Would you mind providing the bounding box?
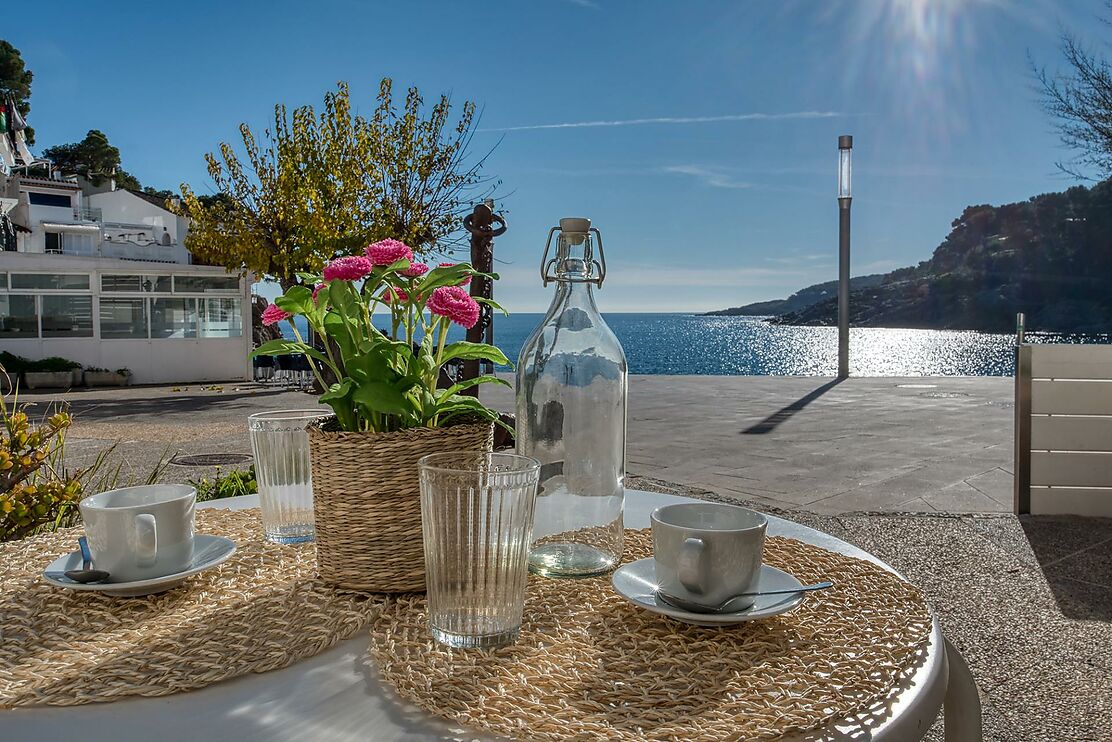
[481,111,844,132]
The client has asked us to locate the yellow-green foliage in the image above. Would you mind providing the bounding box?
[0,398,83,542]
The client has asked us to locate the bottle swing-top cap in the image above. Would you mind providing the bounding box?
[541,217,607,287]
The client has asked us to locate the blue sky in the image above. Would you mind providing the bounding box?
[8,0,1103,311]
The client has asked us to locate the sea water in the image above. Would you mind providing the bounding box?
[283,313,1109,377]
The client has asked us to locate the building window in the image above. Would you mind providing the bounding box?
[100,298,148,339]
[199,298,243,338]
[11,273,91,290]
[102,274,172,293]
[0,295,37,337]
[151,297,197,339]
[174,275,239,293]
[44,232,62,254]
[28,192,72,208]
[61,232,96,256]
[0,272,7,290]
[40,296,93,338]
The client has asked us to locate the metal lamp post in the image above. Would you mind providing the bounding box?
[837,135,852,379]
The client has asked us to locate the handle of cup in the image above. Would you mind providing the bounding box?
[677,536,706,595]
[135,513,157,567]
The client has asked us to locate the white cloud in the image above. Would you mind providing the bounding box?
[661,165,751,189]
[481,111,843,133]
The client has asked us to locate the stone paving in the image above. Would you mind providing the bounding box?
[14,376,1112,740]
[486,375,1016,515]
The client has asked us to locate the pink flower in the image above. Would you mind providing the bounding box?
[323,256,373,282]
[365,239,414,266]
[261,303,291,326]
[438,262,471,286]
[312,282,326,302]
[401,261,429,278]
[427,286,480,329]
[381,287,410,304]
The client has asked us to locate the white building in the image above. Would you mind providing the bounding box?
[0,173,251,384]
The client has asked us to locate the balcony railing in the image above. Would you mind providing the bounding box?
[75,206,102,222]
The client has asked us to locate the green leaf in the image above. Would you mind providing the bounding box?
[345,349,395,384]
[475,296,510,316]
[327,278,362,318]
[433,395,511,433]
[319,378,354,404]
[440,341,512,367]
[416,263,474,294]
[275,285,314,317]
[250,339,327,364]
[322,312,358,359]
[352,381,415,416]
[439,375,511,399]
[296,272,322,285]
[434,394,496,418]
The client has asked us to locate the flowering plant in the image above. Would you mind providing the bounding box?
[252,239,510,433]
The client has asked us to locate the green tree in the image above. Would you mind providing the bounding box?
[175,79,497,288]
[1037,1,1112,178]
[42,130,131,186]
[0,40,34,145]
[366,78,499,250]
[115,169,143,191]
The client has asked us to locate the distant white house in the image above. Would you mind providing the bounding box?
[0,172,251,384]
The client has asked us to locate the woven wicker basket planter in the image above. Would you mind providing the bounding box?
[307,418,494,592]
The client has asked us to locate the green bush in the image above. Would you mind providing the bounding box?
[0,352,30,374]
[191,466,257,502]
[28,357,82,372]
[0,387,170,542]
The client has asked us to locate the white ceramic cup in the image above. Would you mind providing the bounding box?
[650,502,767,611]
[78,484,197,583]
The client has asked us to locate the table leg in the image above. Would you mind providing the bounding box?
[944,637,983,742]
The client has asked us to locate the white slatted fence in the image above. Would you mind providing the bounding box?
[1015,344,1112,516]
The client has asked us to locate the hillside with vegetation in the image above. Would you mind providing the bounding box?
[704,274,884,317]
[758,179,1112,333]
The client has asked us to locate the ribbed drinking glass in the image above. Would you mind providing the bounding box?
[248,410,328,544]
[419,452,541,649]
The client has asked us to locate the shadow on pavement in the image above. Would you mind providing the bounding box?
[21,387,305,422]
[740,378,843,435]
[1019,515,1112,622]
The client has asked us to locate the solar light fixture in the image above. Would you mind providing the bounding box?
[837,135,853,378]
[838,135,852,200]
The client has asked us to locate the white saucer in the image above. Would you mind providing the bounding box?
[611,558,806,627]
[42,534,236,597]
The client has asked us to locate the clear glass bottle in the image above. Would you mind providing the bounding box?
[516,217,627,578]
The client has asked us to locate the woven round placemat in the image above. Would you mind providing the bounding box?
[0,508,385,708]
[369,529,933,741]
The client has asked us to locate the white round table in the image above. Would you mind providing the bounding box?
[6,489,969,741]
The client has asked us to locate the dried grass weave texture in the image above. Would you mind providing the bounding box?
[0,508,383,707]
[369,529,933,741]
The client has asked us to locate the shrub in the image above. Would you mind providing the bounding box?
[0,389,170,542]
[28,357,82,372]
[0,352,31,374]
[115,368,132,377]
[0,397,81,541]
[190,466,257,502]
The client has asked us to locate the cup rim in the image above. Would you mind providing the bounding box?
[417,450,541,475]
[80,484,197,512]
[248,409,332,422]
[651,502,767,533]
